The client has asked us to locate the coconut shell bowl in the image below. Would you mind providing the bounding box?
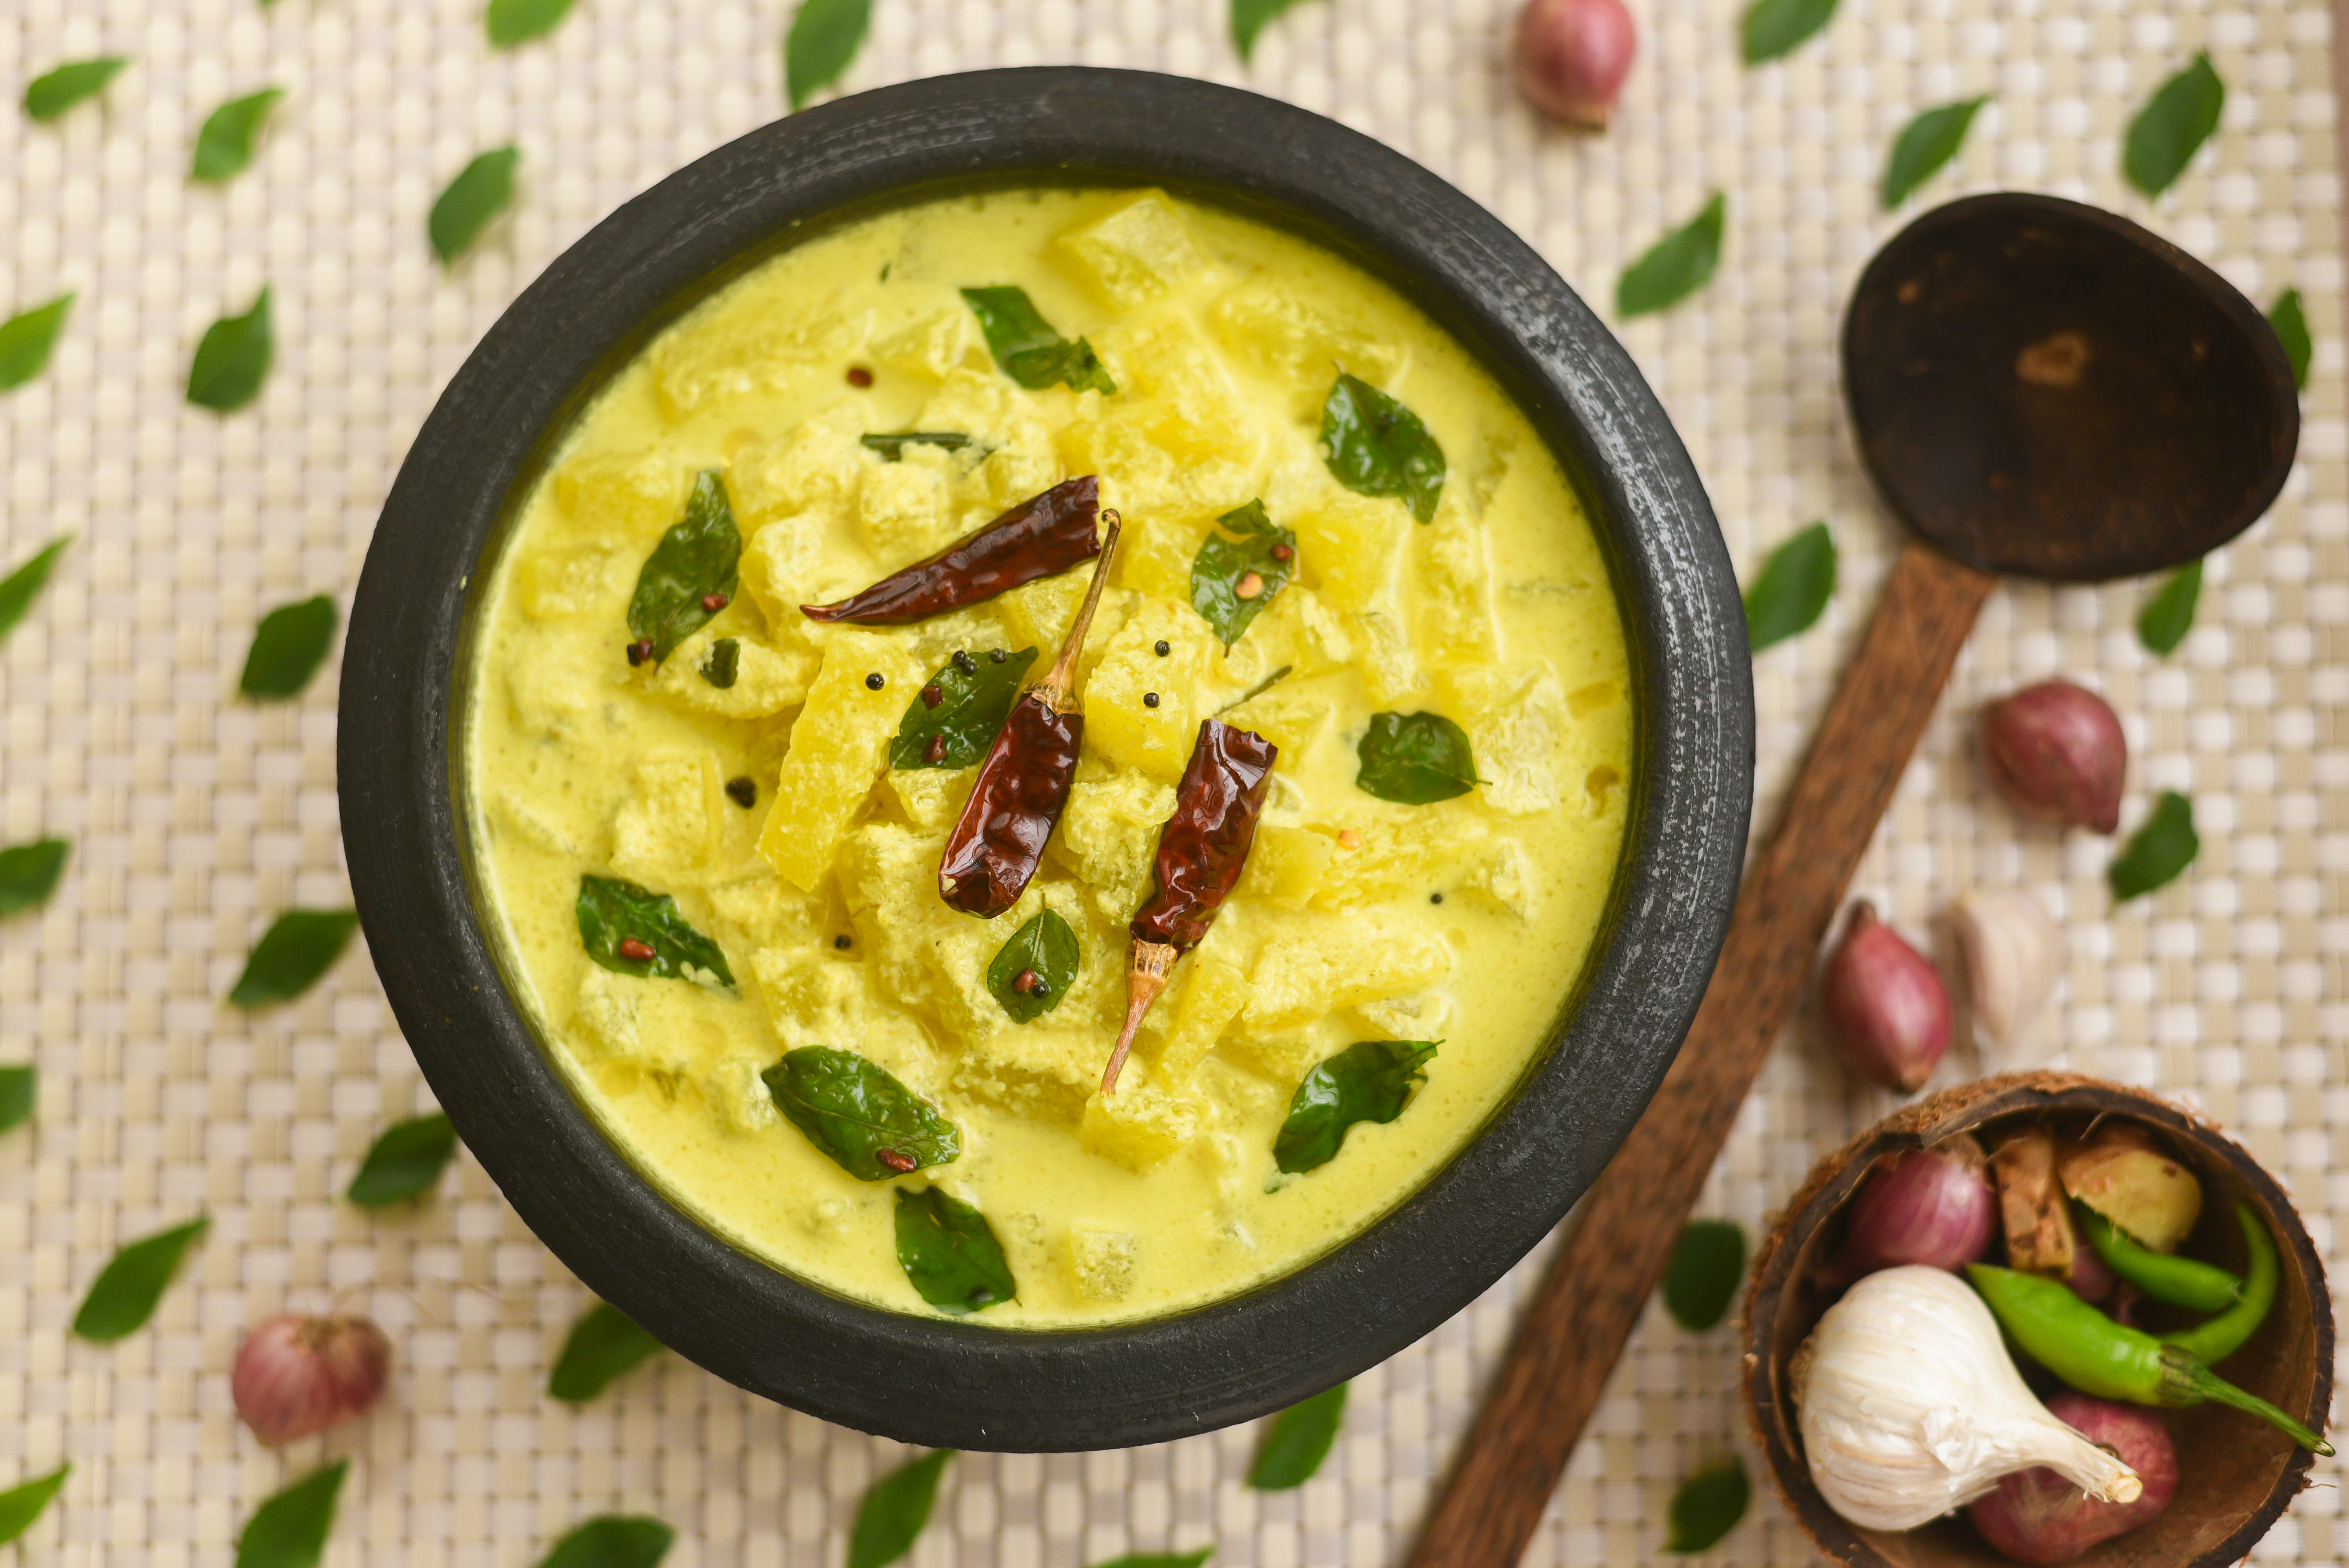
[1743,1072,2334,1568]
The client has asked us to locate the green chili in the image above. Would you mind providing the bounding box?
[2155,1201,2279,1366]
[2076,1199,2242,1313]
[1967,1263,2329,1453]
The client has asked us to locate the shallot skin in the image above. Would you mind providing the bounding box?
[232,1312,392,1447]
[1982,681,2126,834]
[1833,1143,1997,1279]
[1513,0,1638,130]
[1820,903,1952,1092]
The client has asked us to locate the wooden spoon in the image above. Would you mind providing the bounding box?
[1408,192,2300,1568]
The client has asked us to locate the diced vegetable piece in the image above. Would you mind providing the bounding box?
[1212,281,1403,415]
[1083,601,1215,782]
[1064,1228,1138,1301]
[648,629,817,719]
[2060,1127,2203,1253]
[1440,662,1570,816]
[856,462,955,561]
[1413,497,1501,667]
[611,753,726,887]
[1056,406,1250,526]
[729,404,869,527]
[554,448,689,539]
[1991,1129,2076,1279]
[1238,825,1335,909]
[1141,953,1249,1082]
[759,633,924,893]
[650,299,866,421]
[517,543,629,620]
[1055,190,1209,309]
[1081,1059,1205,1172]
[1312,810,1487,910]
[1291,493,1408,614]
[1103,311,1254,462]
[1050,769,1177,923]
[1239,910,1454,1032]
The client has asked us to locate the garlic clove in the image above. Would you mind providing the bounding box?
[1513,0,1638,130]
[232,1311,392,1446]
[1948,888,2064,1059]
[1820,902,1952,1092]
[1982,681,2126,834]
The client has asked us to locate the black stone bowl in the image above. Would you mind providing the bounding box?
[340,67,1753,1451]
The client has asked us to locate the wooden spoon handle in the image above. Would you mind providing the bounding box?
[1407,542,1997,1568]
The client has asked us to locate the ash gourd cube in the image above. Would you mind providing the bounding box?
[1439,662,1570,816]
[1312,809,1490,910]
[1064,1228,1139,1302]
[1414,490,1502,668]
[611,751,728,887]
[1055,410,1249,532]
[553,447,691,541]
[729,403,870,531]
[870,308,986,383]
[1049,766,1178,925]
[1098,310,1256,465]
[517,543,631,622]
[650,293,870,421]
[1238,825,1337,909]
[1211,281,1406,415]
[1082,600,1216,782]
[1138,946,1251,1082]
[647,627,818,720]
[1054,190,1210,310]
[856,463,955,562]
[1081,1055,1203,1173]
[1239,908,1455,1033]
[758,631,925,894]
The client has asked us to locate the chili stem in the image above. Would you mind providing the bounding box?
[2182,1354,2333,1453]
[1034,512,1121,713]
[1103,939,1175,1095]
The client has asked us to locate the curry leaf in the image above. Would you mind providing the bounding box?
[538,1516,676,1568]
[961,287,1116,395]
[894,1187,1014,1313]
[0,534,70,639]
[228,910,360,1007]
[1192,499,1296,647]
[430,147,521,264]
[1882,97,1989,209]
[891,646,1038,770]
[235,1460,346,1568]
[346,1111,458,1206]
[240,594,337,699]
[191,88,283,182]
[24,59,127,122]
[1233,0,1316,60]
[1741,0,1836,63]
[0,1066,32,1133]
[2269,288,2311,391]
[1743,521,1835,651]
[1320,375,1445,524]
[73,1215,208,1341]
[576,875,734,987]
[1661,1219,1746,1331]
[2125,54,2225,198]
[486,0,577,47]
[1091,1552,1214,1568]
[1665,1458,1750,1552]
[2137,559,2201,656]
[547,1300,665,1402]
[1274,1040,1437,1174]
[785,0,873,110]
[1355,712,1477,804]
[862,431,976,461]
[766,1048,961,1180]
[0,838,69,915]
[2110,790,2197,902]
[848,1450,955,1568]
[0,1464,68,1545]
[0,295,73,389]
[627,469,741,663]
[1247,1383,1347,1489]
[701,637,740,689]
[1618,193,1726,319]
[987,910,1080,1023]
[187,287,274,412]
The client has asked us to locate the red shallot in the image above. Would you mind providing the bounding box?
[1513,0,1638,130]
[1982,680,2126,834]
[1968,1393,2178,1563]
[232,1311,392,1446]
[1820,902,1952,1092]
[1826,1139,1997,1284]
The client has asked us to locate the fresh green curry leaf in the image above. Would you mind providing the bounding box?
[1661,1219,1746,1331]
[785,0,873,110]
[539,1515,676,1568]
[890,646,1038,770]
[346,1111,458,1206]
[1192,499,1296,647]
[0,1464,68,1545]
[627,469,741,663]
[0,295,73,389]
[486,0,577,47]
[2270,289,2311,390]
[0,838,69,915]
[987,910,1080,1023]
[576,875,734,986]
[1274,1040,1437,1174]
[701,637,740,690]
[240,594,337,699]
[894,1187,1014,1313]
[1882,97,1989,208]
[1741,0,1836,63]
[848,1449,955,1568]
[192,88,283,182]
[1743,521,1835,651]
[1091,1552,1214,1568]
[228,910,360,1007]
[235,1460,346,1568]
[2110,790,2198,902]
[1618,193,1726,318]
[862,431,976,461]
[24,59,127,122]
[187,287,274,412]
[1233,0,1317,60]
[1666,1458,1750,1552]
[548,1299,665,1402]
[431,146,521,264]
[73,1215,208,1341]
[2124,53,2225,198]
[961,287,1116,394]
[0,534,70,639]
[2137,559,2201,656]
[1319,375,1445,524]
[1247,1384,1347,1489]
[1355,712,1477,804]
[766,1047,961,1179]
[0,1066,32,1133]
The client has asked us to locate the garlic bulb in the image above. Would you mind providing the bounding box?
[1792,1266,2140,1531]
[1948,888,2064,1058]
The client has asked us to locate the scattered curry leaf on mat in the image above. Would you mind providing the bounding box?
[346,1111,458,1206]
[861,431,975,461]
[1661,1218,1747,1331]
[627,470,741,664]
[73,1215,208,1341]
[234,1460,346,1568]
[1743,521,1836,651]
[0,534,70,639]
[2269,288,2312,390]
[1247,1383,1347,1490]
[0,838,69,916]
[1881,97,1989,209]
[2124,53,2224,198]
[890,646,1038,771]
[1089,1552,1214,1568]
[784,0,873,110]
[961,287,1116,394]
[1320,375,1445,524]
[187,287,274,412]
[1355,711,1477,804]
[765,1048,962,1180]
[0,1066,32,1134]
[538,1516,676,1568]
[547,1300,665,1402]
[848,1449,955,1568]
[986,910,1081,1024]
[192,87,283,182]
[0,295,73,389]
[1617,192,1726,319]
[240,594,338,699]
[1741,0,1835,64]
[2136,558,2201,656]
[894,1187,1015,1314]
[0,1464,68,1545]
[1232,0,1316,60]
[430,146,520,264]
[577,876,734,987]
[1274,1040,1437,1175]
[486,0,577,48]
[1192,499,1297,647]
[1665,1457,1750,1553]
[2110,790,2198,903]
[228,910,360,1007]
[24,59,127,122]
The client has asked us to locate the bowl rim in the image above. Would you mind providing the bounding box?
[339,65,1753,1450]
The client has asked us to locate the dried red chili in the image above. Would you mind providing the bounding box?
[1103,719,1278,1092]
[800,475,1102,625]
[936,515,1125,918]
